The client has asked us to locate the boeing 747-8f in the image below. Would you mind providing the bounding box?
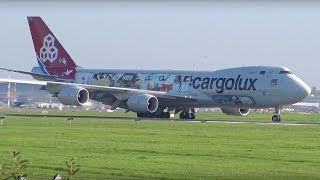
[0,17,311,122]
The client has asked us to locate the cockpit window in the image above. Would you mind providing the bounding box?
[279,70,293,74]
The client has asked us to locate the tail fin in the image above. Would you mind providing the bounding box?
[28,16,77,80]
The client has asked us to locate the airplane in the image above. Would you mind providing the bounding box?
[0,16,311,122]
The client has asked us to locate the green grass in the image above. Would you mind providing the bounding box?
[0,110,320,179]
[2,108,320,123]
[198,111,320,123]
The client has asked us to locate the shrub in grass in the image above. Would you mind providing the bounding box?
[0,163,4,180]
[66,158,79,180]
[10,150,28,180]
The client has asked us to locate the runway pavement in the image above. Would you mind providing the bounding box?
[187,120,320,126]
[2,113,320,126]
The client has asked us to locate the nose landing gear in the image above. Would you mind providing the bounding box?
[272,107,281,123]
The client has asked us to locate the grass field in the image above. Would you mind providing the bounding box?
[0,109,320,179]
[2,108,320,122]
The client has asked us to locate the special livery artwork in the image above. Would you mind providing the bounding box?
[75,72,192,92]
[211,95,255,106]
[75,71,259,94]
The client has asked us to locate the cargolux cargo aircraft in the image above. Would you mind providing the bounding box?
[0,17,311,122]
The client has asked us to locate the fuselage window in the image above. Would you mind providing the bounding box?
[279,71,293,74]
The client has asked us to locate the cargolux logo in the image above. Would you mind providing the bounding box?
[39,34,58,63]
[192,75,257,93]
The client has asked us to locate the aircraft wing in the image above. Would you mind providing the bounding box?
[0,67,58,81]
[0,78,197,102]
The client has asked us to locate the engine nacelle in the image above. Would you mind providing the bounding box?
[127,94,159,113]
[57,86,89,106]
[220,108,250,116]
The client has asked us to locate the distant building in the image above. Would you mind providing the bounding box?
[288,95,320,112]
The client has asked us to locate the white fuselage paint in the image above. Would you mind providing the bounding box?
[69,66,310,109]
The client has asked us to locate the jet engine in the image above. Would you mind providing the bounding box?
[127,94,159,113]
[220,108,250,116]
[57,86,89,106]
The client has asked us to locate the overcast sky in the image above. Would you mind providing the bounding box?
[0,1,320,87]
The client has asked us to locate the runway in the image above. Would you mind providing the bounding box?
[187,120,320,126]
[2,113,320,126]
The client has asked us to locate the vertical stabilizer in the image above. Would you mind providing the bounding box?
[28,16,77,80]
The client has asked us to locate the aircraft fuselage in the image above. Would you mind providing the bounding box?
[66,66,310,109]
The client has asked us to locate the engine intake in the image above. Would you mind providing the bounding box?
[57,86,89,106]
[127,94,159,113]
[220,108,250,116]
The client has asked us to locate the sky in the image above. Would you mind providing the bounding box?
[0,1,320,87]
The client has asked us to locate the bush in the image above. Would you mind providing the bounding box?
[10,150,28,180]
[0,163,4,180]
[66,158,80,180]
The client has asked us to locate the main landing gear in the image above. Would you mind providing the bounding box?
[179,109,196,120]
[136,108,197,120]
[272,107,281,123]
[137,112,170,119]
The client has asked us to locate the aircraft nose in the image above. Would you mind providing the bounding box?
[292,76,311,101]
[299,82,311,98]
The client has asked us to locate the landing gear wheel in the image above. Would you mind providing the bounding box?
[272,106,282,123]
[165,112,170,119]
[179,111,188,119]
[272,115,281,123]
[184,112,190,119]
[179,112,185,119]
[190,113,196,119]
[179,111,196,120]
[137,112,171,119]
